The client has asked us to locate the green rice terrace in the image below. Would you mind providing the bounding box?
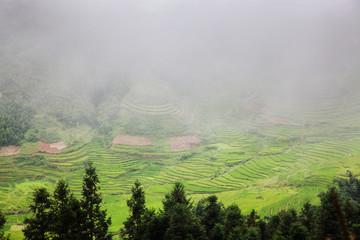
[1,77,360,238]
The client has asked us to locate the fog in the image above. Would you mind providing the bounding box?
[1,0,360,132]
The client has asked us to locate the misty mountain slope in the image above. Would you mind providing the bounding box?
[1,0,360,238]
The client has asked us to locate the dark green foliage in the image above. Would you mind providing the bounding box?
[343,198,360,227]
[162,182,192,213]
[334,171,360,204]
[272,230,287,240]
[227,226,243,240]
[0,212,5,237]
[257,219,270,240]
[247,209,260,227]
[51,180,83,240]
[19,175,360,240]
[0,97,33,146]
[120,180,146,240]
[209,223,225,240]
[267,214,281,237]
[165,203,206,240]
[299,201,316,233]
[162,182,206,240]
[142,182,206,240]
[334,171,360,237]
[23,188,52,240]
[81,161,112,240]
[14,155,45,167]
[201,195,224,235]
[352,223,360,239]
[142,212,166,240]
[289,222,308,240]
[244,227,261,240]
[315,187,343,240]
[178,152,196,161]
[0,210,9,240]
[224,204,245,238]
[277,209,298,238]
[23,163,112,240]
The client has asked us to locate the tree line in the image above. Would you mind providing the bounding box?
[119,172,360,240]
[0,96,33,147]
[16,162,110,240]
[0,167,359,240]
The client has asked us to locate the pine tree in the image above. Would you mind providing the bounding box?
[315,187,344,240]
[162,182,191,212]
[247,209,260,227]
[52,180,83,240]
[164,203,206,240]
[224,204,245,238]
[299,201,316,233]
[23,188,52,240]
[201,195,223,235]
[120,180,146,240]
[162,182,206,240]
[289,222,308,240]
[80,161,112,240]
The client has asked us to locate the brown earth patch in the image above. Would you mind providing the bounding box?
[39,141,67,153]
[262,114,288,125]
[113,135,151,146]
[170,135,201,152]
[0,146,21,156]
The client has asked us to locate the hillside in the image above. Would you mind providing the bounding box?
[1,75,360,238]
[1,0,360,238]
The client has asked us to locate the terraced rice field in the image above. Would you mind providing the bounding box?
[3,128,360,234]
[2,79,360,238]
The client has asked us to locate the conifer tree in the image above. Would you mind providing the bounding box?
[120,180,146,240]
[162,182,206,240]
[247,209,260,227]
[224,204,244,238]
[315,187,344,240]
[23,188,52,240]
[80,161,111,240]
[201,195,223,235]
[165,203,206,240]
[162,182,191,212]
[52,180,83,240]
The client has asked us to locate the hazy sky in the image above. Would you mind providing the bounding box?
[1,0,360,96]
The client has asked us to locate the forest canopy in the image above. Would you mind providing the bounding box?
[0,96,33,146]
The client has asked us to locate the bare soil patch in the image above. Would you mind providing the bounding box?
[170,135,201,152]
[39,141,67,153]
[0,146,21,156]
[262,114,288,125]
[113,135,151,146]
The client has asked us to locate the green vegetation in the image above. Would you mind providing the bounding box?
[0,97,33,146]
[0,210,9,240]
[22,162,111,240]
[8,174,360,239]
[1,74,360,238]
